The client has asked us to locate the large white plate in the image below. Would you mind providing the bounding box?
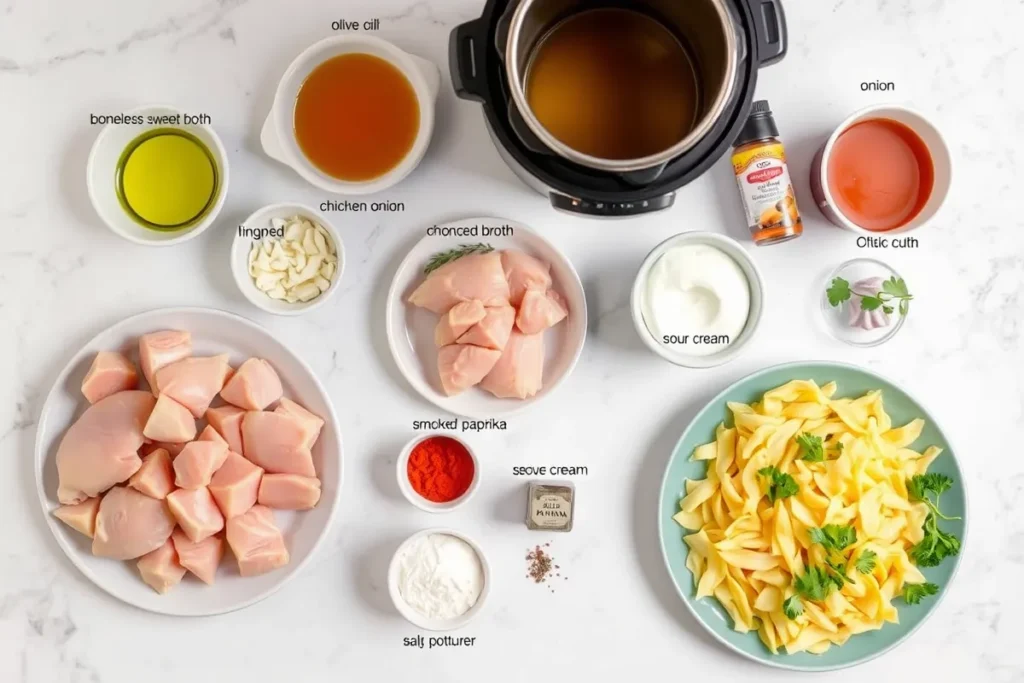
[34,307,343,616]
[386,217,587,418]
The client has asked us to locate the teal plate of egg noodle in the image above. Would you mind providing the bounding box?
[658,361,967,671]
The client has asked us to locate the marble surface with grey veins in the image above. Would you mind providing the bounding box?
[1,0,1022,681]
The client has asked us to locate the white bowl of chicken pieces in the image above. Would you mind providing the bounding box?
[386,217,587,419]
[34,307,342,616]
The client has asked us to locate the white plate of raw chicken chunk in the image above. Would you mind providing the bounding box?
[387,217,587,418]
[34,307,342,616]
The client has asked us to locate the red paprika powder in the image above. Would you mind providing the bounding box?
[407,436,475,503]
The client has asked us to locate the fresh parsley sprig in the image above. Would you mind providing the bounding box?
[854,549,878,574]
[757,466,799,504]
[826,275,913,317]
[794,566,835,602]
[809,524,857,553]
[796,433,824,462]
[423,243,494,274]
[906,473,962,568]
[782,595,804,620]
[902,582,939,605]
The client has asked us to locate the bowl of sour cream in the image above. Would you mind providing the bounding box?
[631,232,764,368]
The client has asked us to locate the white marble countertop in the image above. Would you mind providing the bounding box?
[2,0,1022,680]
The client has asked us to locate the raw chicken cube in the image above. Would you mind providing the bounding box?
[171,529,224,585]
[81,352,138,404]
[141,441,186,457]
[435,300,486,347]
[154,355,232,418]
[516,288,568,334]
[480,330,544,399]
[241,412,316,477]
[173,441,229,489]
[220,358,283,411]
[52,497,101,538]
[258,474,322,510]
[129,447,175,499]
[209,451,263,519]
[56,390,155,504]
[225,505,290,577]
[92,486,176,560]
[457,303,516,350]
[437,344,501,396]
[137,539,186,594]
[205,405,245,454]
[167,487,225,543]
[501,250,552,306]
[139,330,192,393]
[197,424,228,448]
[274,398,324,450]
[143,394,196,443]
[408,251,510,313]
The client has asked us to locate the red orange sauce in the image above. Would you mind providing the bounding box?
[827,118,934,232]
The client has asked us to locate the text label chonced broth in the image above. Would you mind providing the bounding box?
[294,53,419,182]
[827,118,935,232]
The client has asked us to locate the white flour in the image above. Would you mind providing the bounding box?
[398,533,483,620]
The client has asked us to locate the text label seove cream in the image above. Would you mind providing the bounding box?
[641,244,750,357]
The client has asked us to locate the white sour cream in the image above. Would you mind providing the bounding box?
[641,244,751,357]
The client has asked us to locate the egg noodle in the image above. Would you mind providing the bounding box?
[673,380,941,655]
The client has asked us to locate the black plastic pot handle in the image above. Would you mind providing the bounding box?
[746,0,788,66]
[449,18,488,102]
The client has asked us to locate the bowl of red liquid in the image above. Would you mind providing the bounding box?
[810,105,952,235]
[397,433,479,513]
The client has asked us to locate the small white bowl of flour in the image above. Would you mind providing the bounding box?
[388,529,489,630]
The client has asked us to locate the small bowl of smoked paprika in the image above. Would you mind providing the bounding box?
[397,433,479,513]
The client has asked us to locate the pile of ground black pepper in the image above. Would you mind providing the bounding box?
[525,542,567,593]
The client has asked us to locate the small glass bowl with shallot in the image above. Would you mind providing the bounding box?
[396,433,480,512]
[820,257,909,347]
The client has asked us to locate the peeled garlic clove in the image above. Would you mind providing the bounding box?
[294,282,321,302]
[320,261,335,280]
[294,250,307,272]
[315,276,331,292]
[312,230,327,255]
[267,285,287,300]
[296,255,323,283]
[271,217,287,231]
[255,272,283,291]
[284,219,303,241]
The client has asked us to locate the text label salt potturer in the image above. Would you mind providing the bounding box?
[857,236,919,249]
[412,418,507,432]
[403,636,476,649]
[427,223,514,237]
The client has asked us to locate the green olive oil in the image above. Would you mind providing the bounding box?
[115,128,218,231]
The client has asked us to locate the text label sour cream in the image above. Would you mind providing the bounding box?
[641,244,751,357]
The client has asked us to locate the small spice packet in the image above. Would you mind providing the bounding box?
[526,481,574,532]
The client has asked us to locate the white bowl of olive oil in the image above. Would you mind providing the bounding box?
[87,104,229,246]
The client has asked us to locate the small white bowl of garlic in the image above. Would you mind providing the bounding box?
[231,203,344,315]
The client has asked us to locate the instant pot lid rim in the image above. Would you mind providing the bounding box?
[473,0,763,203]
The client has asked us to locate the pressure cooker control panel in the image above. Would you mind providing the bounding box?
[549,193,676,217]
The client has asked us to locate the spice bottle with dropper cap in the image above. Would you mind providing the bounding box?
[731,100,803,245]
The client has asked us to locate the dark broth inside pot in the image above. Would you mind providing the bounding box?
[524,8,700,161]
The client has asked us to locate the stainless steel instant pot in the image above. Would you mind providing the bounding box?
[450,0,788,218]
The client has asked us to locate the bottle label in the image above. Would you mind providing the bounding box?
[732,143,802,239]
